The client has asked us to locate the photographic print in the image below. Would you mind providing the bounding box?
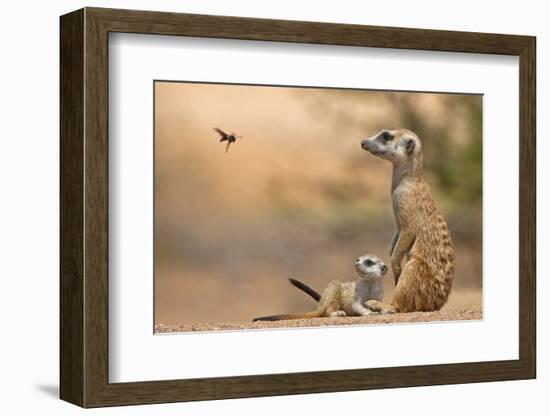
[60,9,535,406]
[153,81,483,333]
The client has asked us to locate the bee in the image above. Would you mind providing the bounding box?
[213,127,243,153]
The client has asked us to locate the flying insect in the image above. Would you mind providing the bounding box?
[213,127,243,153]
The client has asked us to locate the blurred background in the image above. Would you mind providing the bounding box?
[154,81,482,327]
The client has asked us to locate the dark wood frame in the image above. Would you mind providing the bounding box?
[60,7,536,408]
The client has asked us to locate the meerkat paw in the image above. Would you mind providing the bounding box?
[366,300,396,314]
[365,300,382,311]
[329,310,347,317]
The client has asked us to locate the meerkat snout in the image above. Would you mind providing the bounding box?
[361,138,378,153]
[354,254,387,279]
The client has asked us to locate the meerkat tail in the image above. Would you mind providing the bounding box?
[288,278,321,302]
[252,310,322,322]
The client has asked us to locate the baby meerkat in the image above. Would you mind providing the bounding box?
[253,254,388,321]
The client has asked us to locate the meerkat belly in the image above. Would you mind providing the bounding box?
[355,281,383,304]
[365,284,384,302]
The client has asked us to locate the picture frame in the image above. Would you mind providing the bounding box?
[60,7,536,408]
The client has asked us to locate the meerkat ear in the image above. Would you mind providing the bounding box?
[404,138,416,155]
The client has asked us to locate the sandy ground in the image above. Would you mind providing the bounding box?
[155,309,482,333]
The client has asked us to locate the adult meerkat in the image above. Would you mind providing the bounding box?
[361,128,455,313]
[253,255,388,321]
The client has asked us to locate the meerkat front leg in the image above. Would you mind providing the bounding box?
[351,301,375,316]
[391,230,415,284]
[329,310,347,317]
[389,231,399,257]
[366,300,396,314]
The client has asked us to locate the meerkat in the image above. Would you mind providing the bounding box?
[361,128,455,313]
[253,254,388,321]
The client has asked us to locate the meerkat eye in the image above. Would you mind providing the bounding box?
[364,259,374,267]
[381,131,393,142]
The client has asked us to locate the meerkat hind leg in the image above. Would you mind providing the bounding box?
[329,310,347,317]
[391,257,437,313]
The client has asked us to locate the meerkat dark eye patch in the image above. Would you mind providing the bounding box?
[380,131,394,142]
[404,138,415,155]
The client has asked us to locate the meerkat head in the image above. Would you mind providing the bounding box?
[354,254,388,280]
[361,128,422,165]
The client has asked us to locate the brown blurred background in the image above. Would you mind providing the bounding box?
[154,81,482,327]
